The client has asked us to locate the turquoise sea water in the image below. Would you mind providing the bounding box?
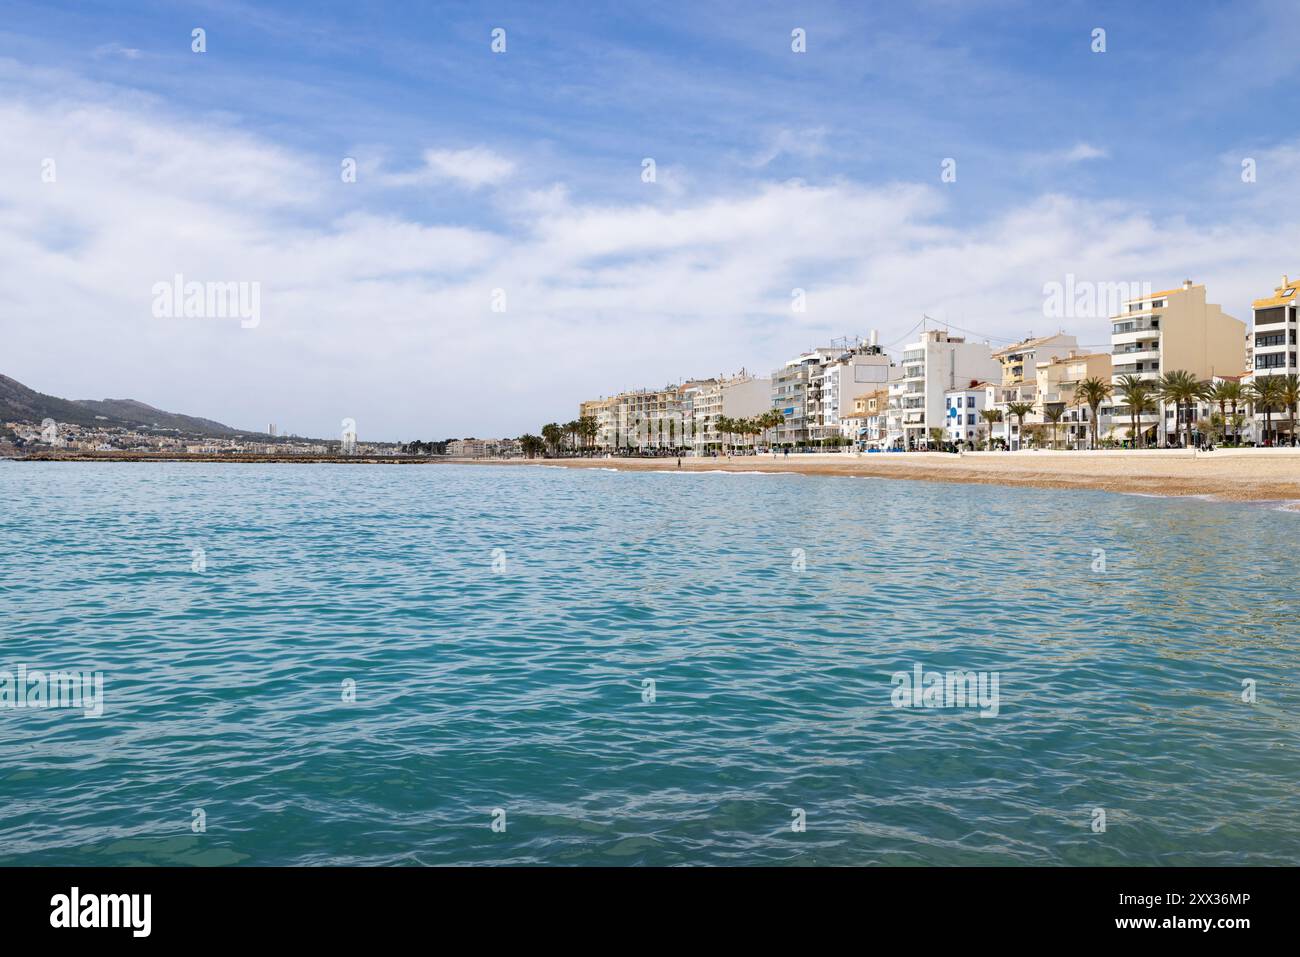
[0,461,1297,866]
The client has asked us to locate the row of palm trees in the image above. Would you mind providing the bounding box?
[522,410,792,456]
[1071,371,1300,449]
[707,410,787,452]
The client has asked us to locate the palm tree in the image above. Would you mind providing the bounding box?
[1005,401,1034,450]
[1157,370,1203,449]
[519,433,545,458]
[762,409,785,450]
[578,415,598,452]
[715,415,732,454]
[1074,377,1113,450]
[541,422,564,456]
[978,408,1002,451]
[927,426,946,450]
[1114,375,1155,448]
[1204,381,1237,445]
[1250,377,1281,445]
[1222,380,1246,445]
[1043,406,1064,449]
[563,419,581,455]
[1278,374,1300,447]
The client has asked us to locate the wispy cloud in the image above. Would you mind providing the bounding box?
[382,147,516,189]
[92,43,142,60]
[1027,142,1109,168]
[752,128,830,167]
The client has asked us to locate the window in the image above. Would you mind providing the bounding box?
[967,414,975,425]
[1256,352,1294,369]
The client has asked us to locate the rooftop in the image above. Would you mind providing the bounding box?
[1252,275,1300,309]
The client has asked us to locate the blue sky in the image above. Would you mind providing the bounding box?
[3,1,1299,439]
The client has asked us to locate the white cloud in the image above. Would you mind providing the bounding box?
[383,146,516,189]
[2,71,1295,442]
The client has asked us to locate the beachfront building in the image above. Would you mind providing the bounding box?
[619,384,684,451]
[1033,351,1113,449]
[887,329,1001,450]
[840,388,891,449]
[447,438,488,458]
[1247,275,1300,444]
[579,397,619,451]
[1108,280,1245,446]
[689,372,770,453]
[943,382,996,448]
[771,336,895,446]
[990,333,1080,449]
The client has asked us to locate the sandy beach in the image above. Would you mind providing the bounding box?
[475,449,1300,506]
[14,448,1300,506]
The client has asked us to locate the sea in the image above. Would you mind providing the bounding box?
[0,462,1296,865]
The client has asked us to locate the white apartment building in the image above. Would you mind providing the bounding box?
[690,372,771,453]
[887,329,1001,450]
[772,336,895,446]
[943,382,995,447]
[1109,280,1244,446]
[1248,276,1299,444]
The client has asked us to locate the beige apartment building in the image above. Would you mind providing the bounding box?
[1033,351,1113,449]
[990,332,1079,448]
[689,372,770,453]
[1108,280,1244,445]
[579,397,618,451]
[839,388,890,448]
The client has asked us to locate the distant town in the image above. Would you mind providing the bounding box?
[5,276,1299,462]
[0,419,523,461]
[557,277,1298,455]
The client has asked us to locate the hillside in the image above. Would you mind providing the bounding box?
[0,373,253,438]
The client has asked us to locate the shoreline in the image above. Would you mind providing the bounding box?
[471,450,1300,506]
[10,449,1300,507]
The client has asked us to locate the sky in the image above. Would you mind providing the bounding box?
[4,0,1300,441]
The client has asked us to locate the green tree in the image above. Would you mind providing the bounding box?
[1158,370,1204,449]
[1114,375,1155,448]
[1005,401,1034,450]
[978,408,1002,451]
[541,422,564,456]
[1074,377,1113,450]
[1279,374,1300,447]
[578,415,598,452]
[1042,406,1064,450]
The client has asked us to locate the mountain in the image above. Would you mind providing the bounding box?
[0,373,254,438]
[72,397,246,438]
